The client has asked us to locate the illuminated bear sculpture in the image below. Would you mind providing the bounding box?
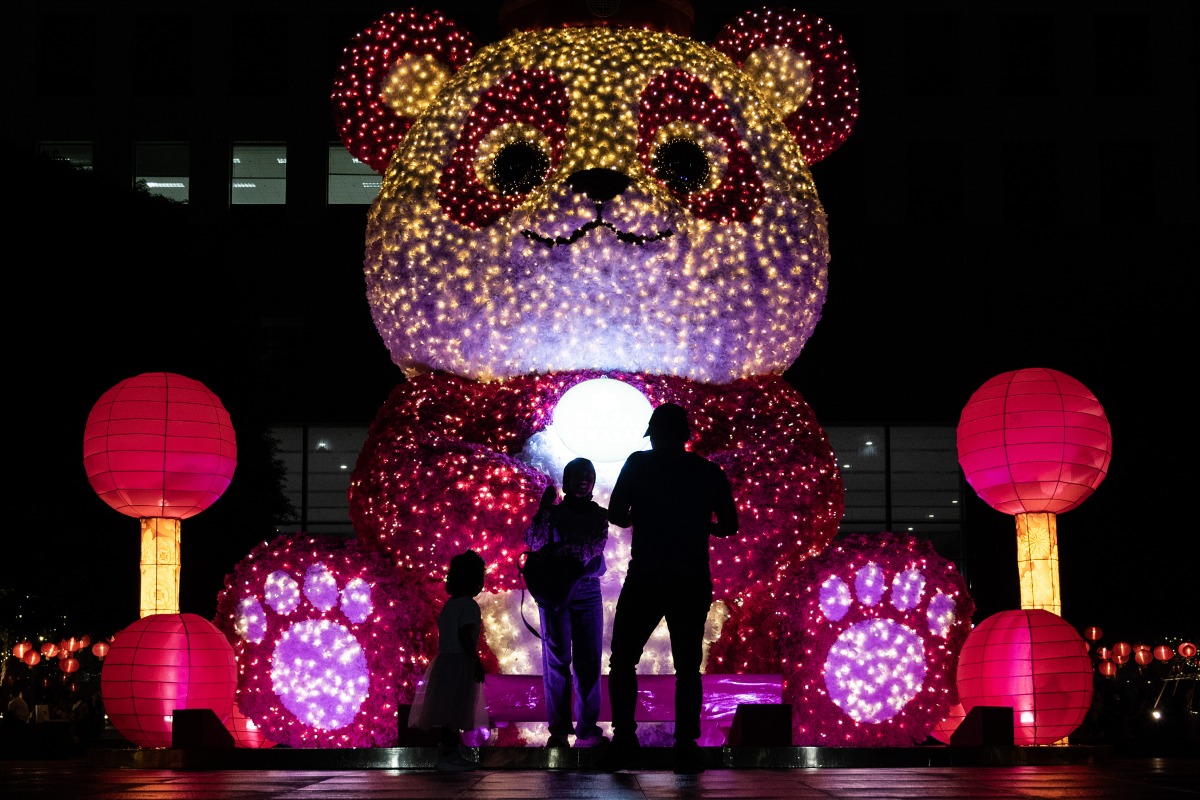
[331,1,863,743]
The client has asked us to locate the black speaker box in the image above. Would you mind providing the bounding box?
[950,705,1014,747]
[727,703,793,746]
[172,708,235,749]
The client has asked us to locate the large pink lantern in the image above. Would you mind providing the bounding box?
[956,609,1093,746]
[100,613,237,749]
[83,372,237,617]
[956,368,1112,615]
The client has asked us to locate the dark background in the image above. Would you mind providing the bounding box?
[2,0,1195,651]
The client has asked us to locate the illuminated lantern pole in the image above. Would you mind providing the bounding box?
[956,368,1112,615]
[83,372,237,617]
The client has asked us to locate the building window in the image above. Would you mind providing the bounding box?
[231,143,287,205]
[39,142,94,171]
[135,143,189,203]
[328,145,381,205]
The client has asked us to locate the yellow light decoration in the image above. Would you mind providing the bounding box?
[366,26,830,383]
[140,517,181,617]
[1014,511,1059,616]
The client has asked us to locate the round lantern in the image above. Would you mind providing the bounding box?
[83,372,237,520]
[1153,645,1173,662]
[1179,642,1197,659]
[1113,641,1131,658]
[1096,646,1111,660]
[929,703,967,745]
[956,368,1112,515]
[1083,626,1102,642]
[956,609,1093,746]
[1097,661,1117,677]
[100,613,237,749]
[59,656,80,674]
[225,701,278,749]
[40,642,58,658]
[1134,649,1153,667]
[23,651,40,666]
[12,641,32,659]
[92,641,110,659]
[1112,651,1129,665]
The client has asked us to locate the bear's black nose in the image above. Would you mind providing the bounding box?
[566,168,630,202]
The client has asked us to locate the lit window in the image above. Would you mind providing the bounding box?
[328,145,380,205]
[39,142,93,171]
[232,143,287,205]
[135,143,189,203]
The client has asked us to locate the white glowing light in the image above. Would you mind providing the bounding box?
[551,378,653,463]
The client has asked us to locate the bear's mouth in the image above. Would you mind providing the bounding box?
[522,219,673,247]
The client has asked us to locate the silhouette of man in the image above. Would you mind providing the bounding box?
[600,402,738,774]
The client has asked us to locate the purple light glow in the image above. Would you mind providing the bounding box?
[824,618,926,724]
[271,618,370,730]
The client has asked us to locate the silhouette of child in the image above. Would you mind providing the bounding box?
[408,549,489,771]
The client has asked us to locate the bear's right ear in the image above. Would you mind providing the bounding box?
[331,8,477,175]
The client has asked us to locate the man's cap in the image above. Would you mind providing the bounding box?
[644,402,691,438]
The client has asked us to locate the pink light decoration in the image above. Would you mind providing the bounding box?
[956,367,1112,516]
[756,531,974,747]
[100,613,237,749]
[956,609,1093,746]
[214,533,441,748]
[83,372,237,520]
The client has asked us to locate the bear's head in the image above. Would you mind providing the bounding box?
[333,3,858,384]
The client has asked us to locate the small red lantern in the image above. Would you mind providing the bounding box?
[1113,641,1131,658]
[80,635,91,648]
[40,642,58,658]
[23,651,40,666]
[59,657,80,674]
[1096,647,1111,660]
[1134,649,1153,666]
[1083,626,1102,642]
[1112,651,1129,665]
[1097,661,1118,677]
[12,641,32,659]
[1179,642,1197,659]
[92,641,110,659]
[956,609,1093,746]
[1153,645,1174,662]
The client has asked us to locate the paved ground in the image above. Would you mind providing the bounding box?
[3,752,1199,800]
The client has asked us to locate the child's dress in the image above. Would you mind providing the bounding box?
[408,596,490,730]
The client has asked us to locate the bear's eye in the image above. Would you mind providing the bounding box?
[490,141,550,196]
[651,138,710,196]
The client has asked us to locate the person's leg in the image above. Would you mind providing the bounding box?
[539,603,575,741]
[570,578,604,740]
[606,575,663,744]
[664,576,713,744]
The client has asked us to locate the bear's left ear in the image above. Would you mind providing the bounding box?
[331,8,477,175]
[711,7,859,165]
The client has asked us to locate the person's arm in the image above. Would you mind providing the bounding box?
[457,618,485,683]
[607,455,636,528]
[524,484,558,549]
[710,465,738,538]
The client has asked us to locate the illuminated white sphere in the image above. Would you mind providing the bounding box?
[552,379,653,464]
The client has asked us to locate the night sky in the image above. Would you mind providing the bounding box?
[6,0,1195,650]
